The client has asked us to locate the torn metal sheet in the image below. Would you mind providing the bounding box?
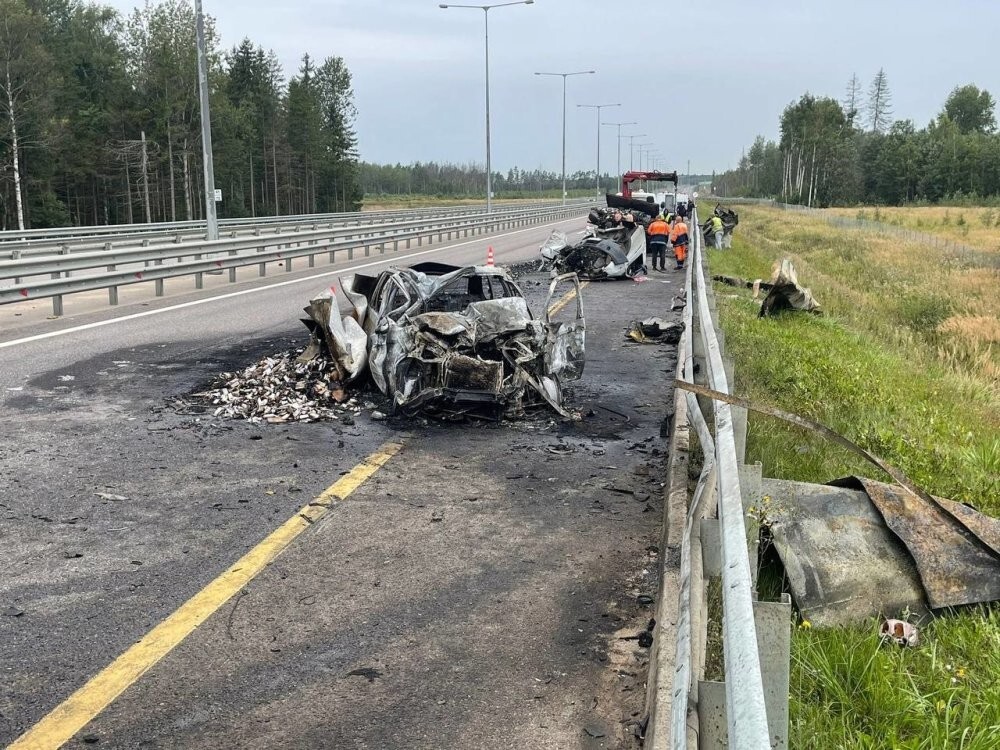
[759,258,821,317]
[829,476,1000,610]
[763,478,927,628]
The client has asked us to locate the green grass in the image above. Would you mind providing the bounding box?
[706,206,1000,748]
[791,608,1000,749]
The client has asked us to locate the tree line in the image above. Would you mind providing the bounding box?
[360,162,620,198]
[0,0,361,231]
[714,71,1000,206]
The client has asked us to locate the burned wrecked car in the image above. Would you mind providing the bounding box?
[540,205,653,280]
[301,262,585,419]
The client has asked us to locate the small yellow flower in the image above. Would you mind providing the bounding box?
[799,619,812,630]
[955,667,966,679]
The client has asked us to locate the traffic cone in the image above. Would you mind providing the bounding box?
[486,246,495,266]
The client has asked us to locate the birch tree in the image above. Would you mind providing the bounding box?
[0,0,50,230]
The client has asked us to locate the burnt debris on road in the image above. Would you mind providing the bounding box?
[192,262,587,423]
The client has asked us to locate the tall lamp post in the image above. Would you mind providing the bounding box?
[636,142,654,171]
[440,0,534,214]
[194,0,218,240]
[535,70,595,205]
[602,120,636,192]
[576,102,619,195]
[626,133,646,170]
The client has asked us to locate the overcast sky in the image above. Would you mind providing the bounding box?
[108,0,1000,176]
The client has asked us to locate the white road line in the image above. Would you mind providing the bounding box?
[0,217,580,350]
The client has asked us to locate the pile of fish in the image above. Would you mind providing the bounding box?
[195,351,355,424]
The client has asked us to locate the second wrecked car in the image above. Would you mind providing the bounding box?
[301,263,585,419]
[539,205,652,280]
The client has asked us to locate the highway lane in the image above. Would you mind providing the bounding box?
[0,215,587,390]
[1,211,684,748]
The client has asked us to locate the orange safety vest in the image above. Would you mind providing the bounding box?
[648,219,669,237]
[669,221,689,244]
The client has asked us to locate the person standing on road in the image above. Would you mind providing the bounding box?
[669,215,689,270]
[709,214,724,249]
[646,213,670,271]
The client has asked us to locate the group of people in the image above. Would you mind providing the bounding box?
[645,211,689,272]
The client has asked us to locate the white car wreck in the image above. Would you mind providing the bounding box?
[301,263,585,420]
[540,206,650,280]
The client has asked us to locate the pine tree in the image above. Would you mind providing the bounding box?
[844,73,862,127]
[867,68,893,134]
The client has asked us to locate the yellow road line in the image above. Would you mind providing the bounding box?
[547,280,589,317]
[9,440,404,750]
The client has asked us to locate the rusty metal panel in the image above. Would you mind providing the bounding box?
[831,477,1000,610]
[764,478,927,627]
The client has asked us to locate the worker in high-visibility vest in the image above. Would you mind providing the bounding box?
[669,215,689,270]
[646,213,670,271]
[709,214,724,249]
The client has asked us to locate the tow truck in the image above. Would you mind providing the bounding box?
[606,170,679,215]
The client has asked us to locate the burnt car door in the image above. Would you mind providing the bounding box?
[544,273,586,381]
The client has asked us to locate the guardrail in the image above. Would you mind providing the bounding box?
[0,202,587,316]
[0,200,593,260]
[646,208,791,749]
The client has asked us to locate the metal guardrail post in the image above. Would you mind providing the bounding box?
[108,262,118,306]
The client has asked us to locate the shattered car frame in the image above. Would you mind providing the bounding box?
[540,207,649,280]
[302,263,585,419]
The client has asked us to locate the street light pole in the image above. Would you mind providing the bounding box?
[440,1,534,214]
[637,143,654,171]
[602,120,636,192]
[535,70,595,205]
[194,0,218,240]
[577,103,619,195]
[627,133,646,171]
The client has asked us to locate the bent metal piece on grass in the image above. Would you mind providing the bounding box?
[301,263,585,420]
[676,380,1000,622]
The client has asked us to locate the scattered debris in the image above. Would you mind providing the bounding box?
[192,350,353,424]
[346,667,383,682]
[626,318,684,345]
[94,492,129,502]
[583,724,607,739]
[713,259,820,316]
[3,606,25,617]
[759,259,821,317]
[880,619,919,647]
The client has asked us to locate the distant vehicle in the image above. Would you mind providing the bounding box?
[617,170,679,200]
